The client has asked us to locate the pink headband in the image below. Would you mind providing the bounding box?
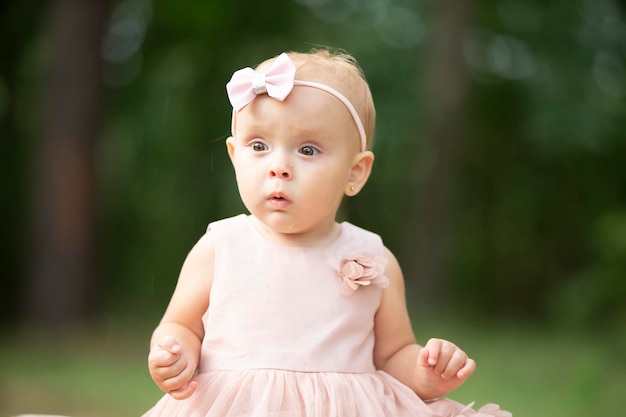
[226,52,367,152]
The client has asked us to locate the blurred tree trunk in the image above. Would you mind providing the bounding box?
[0,2,43,323]
[25,0,106,324]
[408,0,473,309]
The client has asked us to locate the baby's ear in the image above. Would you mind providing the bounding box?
[226,136,236,162]
[345,151,375,196]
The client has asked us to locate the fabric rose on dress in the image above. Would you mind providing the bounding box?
[329,253,389,296]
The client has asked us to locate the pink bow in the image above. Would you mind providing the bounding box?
[226,53,296,111]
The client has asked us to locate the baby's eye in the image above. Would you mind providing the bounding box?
[250,141,268,152]
[299,145,319,156]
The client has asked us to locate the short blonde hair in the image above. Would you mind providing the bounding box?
[256,49,376,150]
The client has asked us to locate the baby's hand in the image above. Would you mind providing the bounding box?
[148,336,198,399]
[416,338,476,397]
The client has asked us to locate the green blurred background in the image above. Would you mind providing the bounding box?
[1,0,625,416]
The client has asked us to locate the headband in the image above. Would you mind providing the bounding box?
[226,52,367,152]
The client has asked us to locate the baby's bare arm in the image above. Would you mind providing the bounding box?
[147,231,215,399]
[373,247,475,400]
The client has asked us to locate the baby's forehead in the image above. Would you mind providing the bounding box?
[253,52,374,150]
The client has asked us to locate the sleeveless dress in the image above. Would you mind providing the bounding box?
[142,214,510,417]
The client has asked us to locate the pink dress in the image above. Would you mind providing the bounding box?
[143,214,510,417]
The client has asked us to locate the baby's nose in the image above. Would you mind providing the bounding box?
[268,150,292,179]
[268,167,291,179]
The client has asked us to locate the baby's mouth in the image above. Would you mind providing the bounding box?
[267,192,290,208]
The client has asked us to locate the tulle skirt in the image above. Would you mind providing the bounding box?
[142,369,511,417]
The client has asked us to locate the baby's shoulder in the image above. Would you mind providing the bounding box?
[340,221,385,249]
[207,213,249,234]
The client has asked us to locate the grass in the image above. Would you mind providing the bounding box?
[413,315,625,417]
[0,314,623,417]
[0,317,162,417]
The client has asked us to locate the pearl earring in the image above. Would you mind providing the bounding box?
[349,185,355,193]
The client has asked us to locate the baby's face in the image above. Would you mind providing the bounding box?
[227,85,361,245]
